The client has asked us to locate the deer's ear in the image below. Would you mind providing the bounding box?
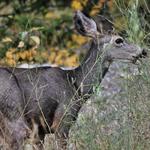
[93,15,114,34]
[74,10,98,38]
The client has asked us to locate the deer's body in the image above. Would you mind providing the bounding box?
[0,11,146,149]
[0,67,73,122]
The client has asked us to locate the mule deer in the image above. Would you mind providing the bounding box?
[0,11,146,149]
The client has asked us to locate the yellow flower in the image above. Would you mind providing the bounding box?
[66,41,72,48]
[65,54,79,67]
[25,50,33,61]
[77,36,87,45]
[6,58,16,66]
[15,53,20,61]
[72,34,87,45]
[41,51,49,59]
[90,2,103,16]
[55,55,64,66]
[48,52,56,63]
[108,0,113,11]
[71,1,83,10]
[31,49,37,56]
[59,49,69,57]
[55,53,63,65]
[6,51,13,59]
[9,48,16,53]
[72,34,78,41]
[19,51,27,60]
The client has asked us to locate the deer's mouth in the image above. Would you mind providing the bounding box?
[139,49,148,58]
[132,48,148,63]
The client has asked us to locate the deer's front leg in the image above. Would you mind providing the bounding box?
[51,96,82,138]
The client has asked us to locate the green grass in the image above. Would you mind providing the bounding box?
[68,60,150,150]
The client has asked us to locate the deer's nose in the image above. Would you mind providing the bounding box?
[142,48,147,57]
[139,48,148,58]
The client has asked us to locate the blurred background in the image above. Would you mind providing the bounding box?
[0,0,149,67]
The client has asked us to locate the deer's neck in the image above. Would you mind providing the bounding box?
[74,40,105,95]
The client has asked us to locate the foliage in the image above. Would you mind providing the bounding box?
[68,59,150,150]
[0,0,149,67]
[0,7,88,67]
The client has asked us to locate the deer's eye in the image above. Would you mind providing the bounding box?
[115,38,124,46]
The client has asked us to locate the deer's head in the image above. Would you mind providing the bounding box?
[74,11,147,66]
